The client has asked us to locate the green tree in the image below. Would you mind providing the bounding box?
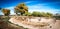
[14,3,28,16]
[25,12,32,16]
[2,9,10,16]
[32,11,53,17]
[40,12,46,17]
[46,12,53,17]
[32,11,41,17]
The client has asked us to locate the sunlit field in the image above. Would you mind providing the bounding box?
[0,0,60,29]
[0,15,60,29]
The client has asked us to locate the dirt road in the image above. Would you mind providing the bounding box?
[40,20,60,29]
[51,20,60,29]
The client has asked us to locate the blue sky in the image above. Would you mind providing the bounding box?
[0,0,60,15]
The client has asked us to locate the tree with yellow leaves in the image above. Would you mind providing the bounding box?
[14,3,28,15]
[2,9,10,16]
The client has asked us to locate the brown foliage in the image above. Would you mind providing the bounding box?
[14,3,28,15]
[2,9,10,16]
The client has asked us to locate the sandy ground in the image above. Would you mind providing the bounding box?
[9,17,60,29]
[52,20,60,29]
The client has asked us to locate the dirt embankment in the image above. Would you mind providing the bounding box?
[0,21,25,29]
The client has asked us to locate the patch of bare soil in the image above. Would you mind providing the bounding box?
[52,20,60,29]
[8,23,24,29]
[0,21,24,29]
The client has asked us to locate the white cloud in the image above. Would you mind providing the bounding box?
[25,1,36,4]
[4,3,60,15]
[25,1,33,4]
[0,10,4,15]
[28,4,60,14]
[5,6,16,15]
